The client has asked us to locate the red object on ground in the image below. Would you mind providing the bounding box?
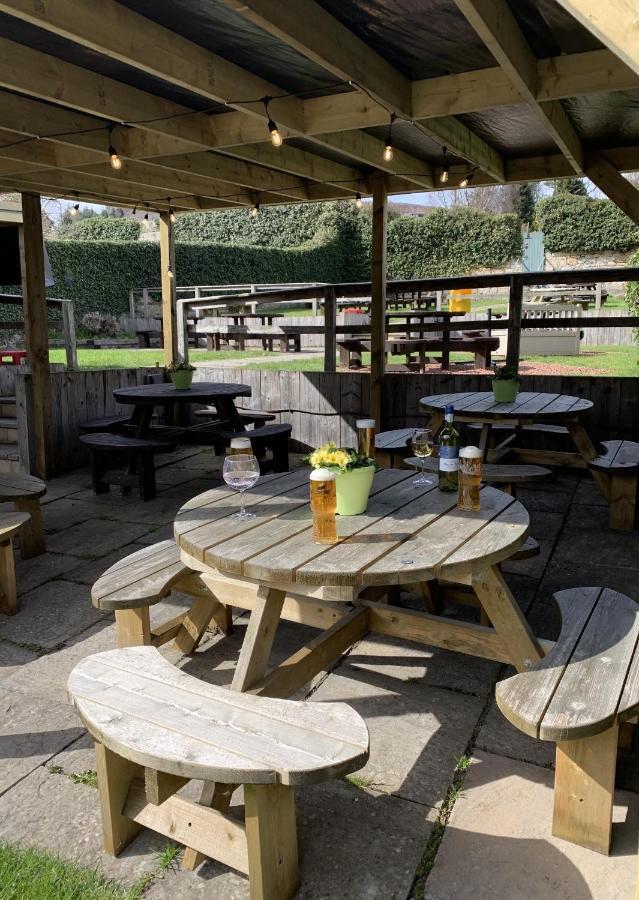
[344,307,364,314]
[0,350,27,365]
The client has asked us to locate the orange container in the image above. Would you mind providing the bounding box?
[449,289,472,313]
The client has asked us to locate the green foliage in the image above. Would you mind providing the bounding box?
[175,202,340,246]
[553,176,588,196]
[387,207,522,278]
[625,248,639,342]
[58,215,141,241]
[514,183,536,225]
[536,194,639,252]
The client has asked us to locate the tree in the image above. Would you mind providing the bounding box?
[514,182,536,225]
[553,177,588,196]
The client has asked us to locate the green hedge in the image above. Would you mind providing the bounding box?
[388,207,522,277]
[626,249,639,339]
[536,194,639,252]
[57,215,141,242]
[175,203,334,247]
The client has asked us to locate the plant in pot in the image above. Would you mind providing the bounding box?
[168,360,196,390]
[491,364,521,403]
[307,442,377,515]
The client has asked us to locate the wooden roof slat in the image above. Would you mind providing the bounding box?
[552,0,639,78]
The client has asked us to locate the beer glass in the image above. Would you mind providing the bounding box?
[228,437,252,455]
[310,468,338,545]
[356,418,376,459]
[410,428,434,485]
[458,446,482,511]
[222,453,260,519]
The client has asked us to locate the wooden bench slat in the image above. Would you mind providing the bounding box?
[0,473,46,500]
[69,647,369,786]
[588,440,639,472]
[403,457,551,483]
[0,510,31,541]
[92,541,190,609]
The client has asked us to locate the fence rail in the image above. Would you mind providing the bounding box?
[0,293,77,368]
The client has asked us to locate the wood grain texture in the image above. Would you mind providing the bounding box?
[92,540,190,610]
[69,646,369,786]
[420,391,593,420]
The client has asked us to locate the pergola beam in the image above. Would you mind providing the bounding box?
[552,1,639,77]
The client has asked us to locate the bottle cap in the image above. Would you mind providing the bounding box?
[230,437,251,449]
[444,404,454,414]
[356,419,376,428]
[460,446,482,458]
[310,467,335,481]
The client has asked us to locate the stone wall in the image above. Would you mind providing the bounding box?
[544,250,634,293]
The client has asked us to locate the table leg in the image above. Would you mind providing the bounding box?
[130,404,154,438]
[231,585,285,692]
[566,422,610,500]
[471,565,544,672]
[429,411,444,435]
[214,397,245,432]
[478,424,492,461]
[14,498,45,558]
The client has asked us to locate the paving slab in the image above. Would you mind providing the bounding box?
[573,478,608,507]
[0,638,39,681]
[0,580,105,650]
[135,523,176,544]
[311,667,483,808]
[0,685,84,793]
[39,471,93,504]
[501,536,554,580]
[13,551,82,594]
[475,699,555,770]
[565,502,611,531]
[515,486,574,514]
[552,525,639,572]
[41,498,104,533]
[423,750,638,900]
[0,763,167,887]
[45,518,154,557]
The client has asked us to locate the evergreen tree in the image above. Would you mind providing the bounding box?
[553,177,588,196]
[514,182,536,225]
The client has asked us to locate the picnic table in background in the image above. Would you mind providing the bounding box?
[528,284,608,310]
[174,469,543,698]
[113,382,251,435]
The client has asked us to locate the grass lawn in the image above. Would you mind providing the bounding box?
[526,345,638,376]
[48,348,270,369]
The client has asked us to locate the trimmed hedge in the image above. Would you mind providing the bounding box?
[58,215,141,242]
[388,207,522,277]
[175,203,335,247]
[625,249,639,339]
[536,194,639,252]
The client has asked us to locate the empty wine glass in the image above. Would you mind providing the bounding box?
[410,428,434,485]
[222,453,260,519]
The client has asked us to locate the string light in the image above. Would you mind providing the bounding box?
[70,202,80,216]
[169,204,176,223]
[355,191,363,209]
[132,206,137,215]
[167,264,174,280]
[108,125,122,171]
[383,113,396,162]
[250,194,260,218]
[144,212,149,220]
[440,147,449,184]
[459,167,477,188]
[262,97,282,148]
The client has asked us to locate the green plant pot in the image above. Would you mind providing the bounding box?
[334,465,376,516]
[492,378,519,403]
[170,370,194,390]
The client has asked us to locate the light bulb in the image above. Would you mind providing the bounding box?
[144,212,149,220]
[167,265,174,280]
[268,119,282,147]
[132,206,137,215]
[383,143,393,162]
[109,145,122,170]
[169,206,176,223]
[250,203,260,218]
[355,192,363,209]
[70,203,80,217]
[459,175,469,188]
[440,166,449,184]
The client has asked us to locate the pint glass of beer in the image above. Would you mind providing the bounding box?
[228,437,252,455]
[356,418,376,459]
[458,446,482,511]
[310,468,338,544]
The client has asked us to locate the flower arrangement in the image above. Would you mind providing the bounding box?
[307,442,376,473]
[167,359,196,373]
[492,363,521,383]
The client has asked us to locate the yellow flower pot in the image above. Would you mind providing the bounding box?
[334,465,376,515]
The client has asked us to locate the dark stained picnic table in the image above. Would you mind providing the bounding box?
[113,382,251,436]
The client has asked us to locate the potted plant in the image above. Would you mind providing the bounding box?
[491,364,521,403]
[168,360,196,390]
[307,442,377,515]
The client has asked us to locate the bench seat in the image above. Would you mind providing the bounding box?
[80,414,132,434]
[80,433,179,501]
[217,423,292,474]
[92,540,231,651]
[587,440,639,530]
[68,646,369,899]
[0,472,46,558]
[496,586,639,854]
[404,456,551,493]
[0,510,30,615]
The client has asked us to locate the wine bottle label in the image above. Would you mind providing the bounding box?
[439,446,459,472]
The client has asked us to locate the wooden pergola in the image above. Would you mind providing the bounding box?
[1,0,638,476]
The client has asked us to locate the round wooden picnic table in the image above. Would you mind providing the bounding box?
[420,391,600,476]
[113,381,251,435]
[175,468,543,696]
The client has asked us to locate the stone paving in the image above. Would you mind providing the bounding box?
[1,448,638,899]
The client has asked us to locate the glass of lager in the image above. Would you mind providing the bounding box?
[310,468,338,545]
[222,453,260,519]
[228,437,252,455]
[458,446,482,511]
[356,418,376,459]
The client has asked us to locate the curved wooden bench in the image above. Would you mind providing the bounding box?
[80,433,179,501]
[496,586,639,854]
[404,456,551,494]
[587,440,639,530]
[0,472,46,558]
[68,646,369,899]
[79,414,132,434]
[0,511,31,614]
[92,540,231,652]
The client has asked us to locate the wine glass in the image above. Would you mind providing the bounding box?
[410,428,434,485]
[222,454,260,519]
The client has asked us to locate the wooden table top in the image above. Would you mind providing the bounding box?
[175,468,529,588]
[421,391,593,420]
[113,382,251,406]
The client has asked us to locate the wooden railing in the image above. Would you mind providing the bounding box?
[0,293,77,369]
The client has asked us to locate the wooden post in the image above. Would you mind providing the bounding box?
[61,300,78,369]
[370,176,387,428]
[19,192,53,478]
[159,212,178,367]
[506,274,523,372]
[323,285,336,373]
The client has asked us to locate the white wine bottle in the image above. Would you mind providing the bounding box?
[438,404,460,492]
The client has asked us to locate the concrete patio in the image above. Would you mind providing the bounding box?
[1,447,638,899]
